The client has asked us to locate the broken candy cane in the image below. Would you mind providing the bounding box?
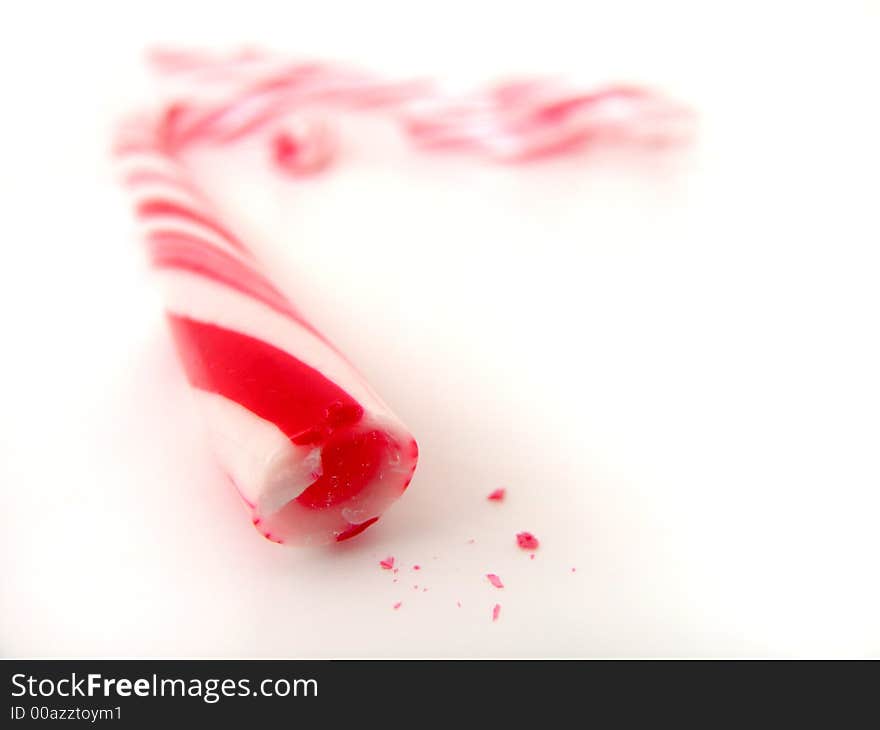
[114,73,423,548]
[116,50,687,546]
[122,150,418,546]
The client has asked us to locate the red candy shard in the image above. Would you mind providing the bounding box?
[487,488,506,501]
[516,531,540,550]
[379,556,395,570]
[486,573,504,589]
[492,604,501,622]
[413,565,421,571]
[393,602,402,610]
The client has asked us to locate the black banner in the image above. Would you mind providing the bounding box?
[3,659,874,725]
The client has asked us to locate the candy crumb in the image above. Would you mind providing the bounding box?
[530,554,535,561]
[379,556,395,570]
[393,602,402,610]
[492,604,501,622]
[487,488,506,501]
[516,531,540,550]
[413,565,421,570]
[486,573,504,589]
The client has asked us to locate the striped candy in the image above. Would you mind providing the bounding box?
[117,51,686,546]
[116,112,418,546]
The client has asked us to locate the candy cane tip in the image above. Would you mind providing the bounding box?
[246,416,417,547]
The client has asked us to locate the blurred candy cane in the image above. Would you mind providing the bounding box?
[116,50,689,546]
[148,48,690,163]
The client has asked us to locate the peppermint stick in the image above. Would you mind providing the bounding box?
[116,50,686,546]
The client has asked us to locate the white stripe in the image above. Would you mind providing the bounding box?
[156,269,389,415]
[116,151,184,179]
[193,391,319,511]
[122,166,196,193]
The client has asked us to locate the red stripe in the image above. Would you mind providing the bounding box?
[167,315,363,444]
[136,198,250,255]
[169,316,395,515]
[148,230,336,345]
[146,230,299,320]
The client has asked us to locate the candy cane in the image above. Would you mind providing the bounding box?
[116,50,688,546]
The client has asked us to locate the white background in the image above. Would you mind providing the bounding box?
[1,1,879,657]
